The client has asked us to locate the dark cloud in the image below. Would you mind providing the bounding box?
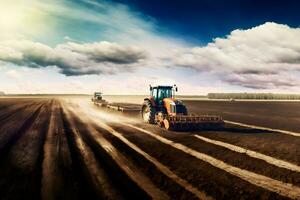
[0,40,146,76]
[67,42,146,64]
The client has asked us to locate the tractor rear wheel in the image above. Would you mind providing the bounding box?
[142,100,156,124]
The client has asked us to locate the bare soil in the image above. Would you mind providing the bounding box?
[0,97,299,200]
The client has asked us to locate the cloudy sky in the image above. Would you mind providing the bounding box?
[0,0,299,94]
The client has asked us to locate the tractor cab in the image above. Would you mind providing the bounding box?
[94,92,103,101]
[149,85,177,106]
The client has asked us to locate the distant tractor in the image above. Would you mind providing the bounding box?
[142,85,224,130]
[92,92,103,101]
[91,92,108,106]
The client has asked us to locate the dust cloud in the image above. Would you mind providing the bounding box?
[60,96,141,124]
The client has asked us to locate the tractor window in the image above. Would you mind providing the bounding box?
[158,88,172,100]
[152,88,158,102]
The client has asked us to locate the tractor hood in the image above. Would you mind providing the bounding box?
[163,98,184,106]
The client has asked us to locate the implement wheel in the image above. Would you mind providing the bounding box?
[142,100,156,124]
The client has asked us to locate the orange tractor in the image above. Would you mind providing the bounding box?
[141,85,224,130]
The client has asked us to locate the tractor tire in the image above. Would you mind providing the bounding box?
[142,100,156,124]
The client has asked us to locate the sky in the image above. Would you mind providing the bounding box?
[0,0,299,95]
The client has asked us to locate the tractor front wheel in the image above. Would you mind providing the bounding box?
[142,100,156,124]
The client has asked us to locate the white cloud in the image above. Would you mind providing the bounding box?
[0,40,146,76]
[1,0,300,94]
[170,22,300,89]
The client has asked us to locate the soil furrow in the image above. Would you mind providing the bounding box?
[105,122,283,200]
[0,101,44,157]
[93,124,202,199]
[63,104,168,200]
[172,134,300,187]
[0,100,51,200]
[0,101,38,125]
[41,100,79,200]
[81,114,209,199]
[193,134,300,173]
[88,113,300,192]
[124,123,300,199]
[184,100,300,133]
[225,120,300,137]
[61,104,125,200]
[192,127,300,166]
[61,109,99,200]
[77,99,295,199]
[1,97,300,199]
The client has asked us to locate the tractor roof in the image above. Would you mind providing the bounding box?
[151,85,173,88]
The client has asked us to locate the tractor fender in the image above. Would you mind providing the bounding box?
[141,99,156,124]
[144,97,156,107]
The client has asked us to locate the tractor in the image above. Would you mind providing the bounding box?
[141,85,224,130]
[91,92,108,106]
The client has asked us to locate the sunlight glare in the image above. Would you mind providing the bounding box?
[0,0,47,37]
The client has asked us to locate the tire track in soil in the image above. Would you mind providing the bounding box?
[59,99,298,199]
[71,108,210,200]
[189,125,300,166]
[62,104,169,200]
[61,104,125,200]
[148,125,300,188]
[104,123,284,200]
[0,100,51,200]
[93,124,203,200]
[172,134,300,187]
[77,100,287,199]
[41,100,80,200]
[123,124,300,199]
[193,134,300,173]
[225,120,300,137]
[77,101,298,199]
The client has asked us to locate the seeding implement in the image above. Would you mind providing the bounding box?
[142,85,224,130]
[92,92,140,114]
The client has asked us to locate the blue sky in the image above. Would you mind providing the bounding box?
[113,0,300,43]
[0,0,299,94]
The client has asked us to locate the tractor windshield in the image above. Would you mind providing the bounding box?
[151,86,174,105]
[158,88,172,99]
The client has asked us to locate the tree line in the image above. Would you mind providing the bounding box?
[207,93,300,100]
